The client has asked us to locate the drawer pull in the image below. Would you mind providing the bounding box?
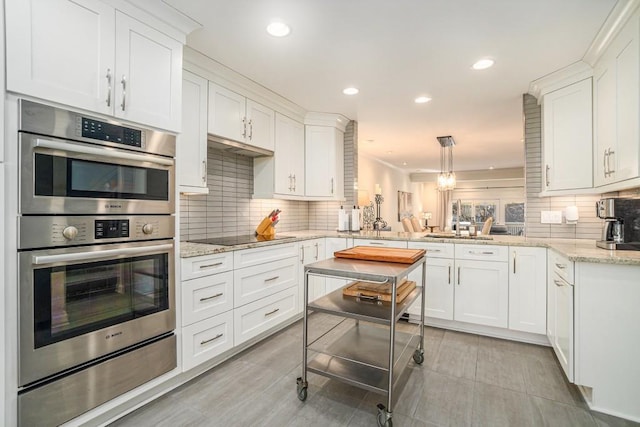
[448,265,451,284]
[427,249,441,253]
[200,333,223,345]
[264,308,280,316]
[199,262,223,269]
[555,263,566,269]
[553,279,565,287]
[199,292,223,302]
[264,276,280,282]
[368,242,385,246]
[469,251,495,255]
[457,266,461,285]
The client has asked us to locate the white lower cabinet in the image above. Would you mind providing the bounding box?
[234,256,297,307]
[508,246,547,334]
[454,245,509,328]
[547,250,574,382]
[299,238,326,307]
[181,271,233,326]
[233,243,300,345]
[407,242,454,320]
[182,311,234,372]
[234,286,298,345]
[180,253,235,372]
[324,237,350,293]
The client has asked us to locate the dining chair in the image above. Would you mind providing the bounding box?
[401,217,413,232]
[481,217,493,235]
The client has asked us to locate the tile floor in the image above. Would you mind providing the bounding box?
[111,314,637,427]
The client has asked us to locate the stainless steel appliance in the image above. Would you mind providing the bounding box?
[19,99,175,215]
[16,101,177,427]
[596,197,640,250]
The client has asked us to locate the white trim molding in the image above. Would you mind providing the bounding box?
[583,0,640,66]
[527,61,593,101]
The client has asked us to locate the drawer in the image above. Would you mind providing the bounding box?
[181,271,233,327]
[234,242,299,269]
[353,239,407,248]
[182,310,234,372]
[549,250,574,284]
[234,286,298,345]
[455,244,508,262]
[181,252,233,281]
[408,241,454,258]
[234,256,298,307]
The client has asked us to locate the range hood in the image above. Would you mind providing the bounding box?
[207,134,274,157]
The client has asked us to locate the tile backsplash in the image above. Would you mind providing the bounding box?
[179,119,359,241]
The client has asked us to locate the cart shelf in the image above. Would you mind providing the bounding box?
[307,286,422,325]
[307,323,419,398]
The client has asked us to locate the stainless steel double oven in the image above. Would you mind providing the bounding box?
[17,100,177,426]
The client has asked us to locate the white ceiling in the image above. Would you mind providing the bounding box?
[165,0,617,173]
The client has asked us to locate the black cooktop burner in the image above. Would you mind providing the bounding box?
[188,234,296,246]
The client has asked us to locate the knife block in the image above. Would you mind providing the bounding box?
[256,217,276,237]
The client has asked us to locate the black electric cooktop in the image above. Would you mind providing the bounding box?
[188,235,296,246]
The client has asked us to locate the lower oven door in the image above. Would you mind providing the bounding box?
[18,239,175,386]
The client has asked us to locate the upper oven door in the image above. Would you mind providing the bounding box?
[19,133,175,215]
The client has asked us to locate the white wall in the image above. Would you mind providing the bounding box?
[358,154,421,231]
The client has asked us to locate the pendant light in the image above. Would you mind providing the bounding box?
[436,135,456,191]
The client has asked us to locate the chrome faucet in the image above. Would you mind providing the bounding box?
[455,199,461,237]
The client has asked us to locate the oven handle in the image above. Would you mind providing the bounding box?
[32,243,174,265]
[34,139,174,166]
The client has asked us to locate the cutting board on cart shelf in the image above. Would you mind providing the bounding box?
[343,279,416,303]
[334,246,425,264]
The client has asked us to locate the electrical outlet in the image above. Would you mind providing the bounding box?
[541,210,563,224]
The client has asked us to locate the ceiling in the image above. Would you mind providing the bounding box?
[165,0,617,173]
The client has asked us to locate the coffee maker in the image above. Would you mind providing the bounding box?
[596,197,640,250]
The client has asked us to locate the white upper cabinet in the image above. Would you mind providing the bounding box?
[6,0,114,116]
[254,112,305,198]
[208,82,275,151]
[593,13,640,186]
[246,100,275,151]
[542,78,593,191]
[5,0,182,132]
[177,71,208,193]
[305,125,344,199]
[208,82,247,142]
[114,12,182,131]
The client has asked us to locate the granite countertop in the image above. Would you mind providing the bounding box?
[180,230,640,266]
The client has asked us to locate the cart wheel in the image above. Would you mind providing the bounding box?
[376,403,393,427]
[297,387,307,401]
[296,377,308,401]
[413,349,424,365]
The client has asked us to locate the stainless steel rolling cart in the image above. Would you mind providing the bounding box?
[296,255,426,427]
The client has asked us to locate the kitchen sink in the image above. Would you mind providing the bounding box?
[423,233,493,240]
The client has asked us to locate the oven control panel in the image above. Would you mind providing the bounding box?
[18,216,174,249]
[80,117,143,148]
[95,219,129,239]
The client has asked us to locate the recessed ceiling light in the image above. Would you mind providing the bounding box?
[366,139,375,143]
[343,87,359,95]
[489,166,495,170]
[402,162,408,166]
[414,96,432,104]
[472,58,495,70]
[266,21,291,37]
[386,150,393,154]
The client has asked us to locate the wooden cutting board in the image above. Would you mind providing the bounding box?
[343,279,416,303]
[334,246,425,264]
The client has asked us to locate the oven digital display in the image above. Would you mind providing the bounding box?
[81,117,142,147]
[95,220,129,239]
